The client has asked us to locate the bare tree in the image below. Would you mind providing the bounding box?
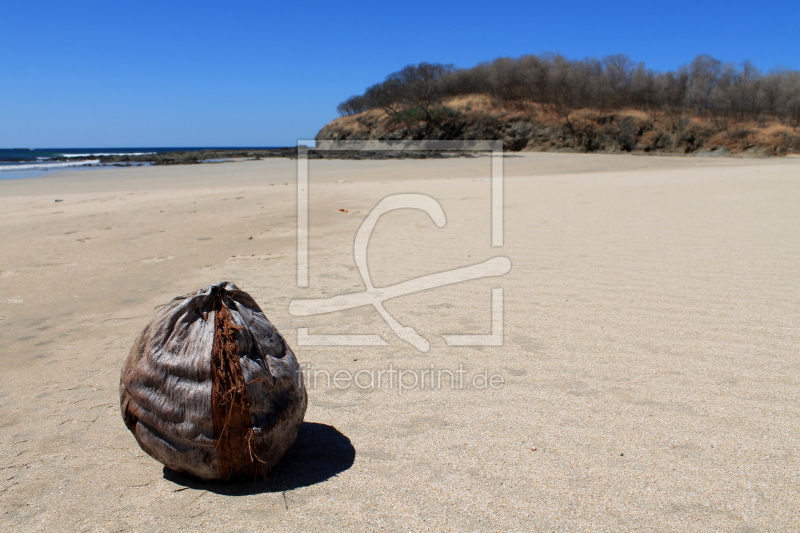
[337,95,368,116]
[686,55,722,116]
[390,63,453,119]
[602,54,635,109]
[363,79,405,117]
[335,53,800,127]
[781,72,800,129]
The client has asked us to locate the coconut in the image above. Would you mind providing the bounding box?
[120,281,306,481]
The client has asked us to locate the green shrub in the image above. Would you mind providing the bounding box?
[388,107,428,126]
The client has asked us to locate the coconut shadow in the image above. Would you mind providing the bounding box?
[162,422,355,495]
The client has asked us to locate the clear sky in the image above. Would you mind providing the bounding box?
[2,0,798,147]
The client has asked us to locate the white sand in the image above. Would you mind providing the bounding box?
[1,153,799,531]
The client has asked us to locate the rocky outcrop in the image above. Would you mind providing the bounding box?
[94,148,299,165]
[61,147,469,165]
[316,96,800,157]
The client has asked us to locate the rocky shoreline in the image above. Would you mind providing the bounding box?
[46,147,480,166]
[96,148,298,165]
[37,97,800,167]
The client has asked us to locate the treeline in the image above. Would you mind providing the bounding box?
[337,54,800,127]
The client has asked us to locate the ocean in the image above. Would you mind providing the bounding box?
[0,147,275,180]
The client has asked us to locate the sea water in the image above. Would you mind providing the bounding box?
[0,147,272,180]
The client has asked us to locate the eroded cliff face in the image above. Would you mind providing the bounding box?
[316,95,800,157]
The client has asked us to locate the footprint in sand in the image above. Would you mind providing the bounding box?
[142,256,175,264]
[0,297,24,304]
[225,254,289,262]
[252,228,293,239]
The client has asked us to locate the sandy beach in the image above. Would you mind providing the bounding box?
[1,152,799,531]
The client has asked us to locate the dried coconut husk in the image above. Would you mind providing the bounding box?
[120,281,307,481]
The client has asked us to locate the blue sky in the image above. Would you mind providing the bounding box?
[2,0,798,147]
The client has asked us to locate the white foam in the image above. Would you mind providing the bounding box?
[61,152,156,158]
[0,160,100,172]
